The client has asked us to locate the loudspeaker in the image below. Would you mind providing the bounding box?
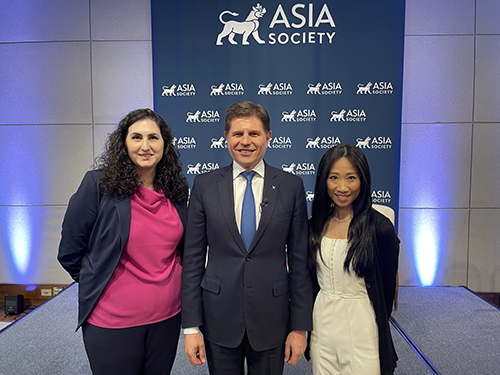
[4,294,24,315]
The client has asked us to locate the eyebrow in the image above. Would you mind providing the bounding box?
[328,171,358,175]
[231,129,262,134]
[129,132,160,136]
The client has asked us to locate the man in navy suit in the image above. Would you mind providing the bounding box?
[182,101,313,374]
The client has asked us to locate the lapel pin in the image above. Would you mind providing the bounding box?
[272,185,276,190]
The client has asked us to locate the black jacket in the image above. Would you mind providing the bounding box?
[57,170,188,329]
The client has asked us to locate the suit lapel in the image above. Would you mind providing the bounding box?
[248,164,278,253]
[218,165,247,253]
[114,195,131,250]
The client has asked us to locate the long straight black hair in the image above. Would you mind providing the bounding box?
[309,144,376,277]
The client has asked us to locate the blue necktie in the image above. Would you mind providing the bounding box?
[241,171,256,251]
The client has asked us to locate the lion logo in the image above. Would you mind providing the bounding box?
[186,111,201,122]
[211,136,226,148]
[187,163,202,174]
[305,137,321,148]
[306,191,314,202]
[281,110,296,122]
[162,84,176,96]
[356,137,371,148]
[307,83,322,95]
[258,83,272,95]
[356,82,372,94]
[330,109,346,122]
[282,163,296,174]
[216,3,267,45]
[210,83,225,96]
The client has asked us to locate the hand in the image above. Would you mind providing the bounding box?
[184,332,206,366]
[284,330,306,365]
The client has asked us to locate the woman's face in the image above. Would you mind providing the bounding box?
[125,118,164,175]
[326,156,361,211]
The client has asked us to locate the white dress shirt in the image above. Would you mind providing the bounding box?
[232,160,265,233]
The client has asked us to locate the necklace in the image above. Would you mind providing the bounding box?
[331,215,351,231]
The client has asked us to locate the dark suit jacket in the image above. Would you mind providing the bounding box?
[57,170,188,329]
[181,162,313,351]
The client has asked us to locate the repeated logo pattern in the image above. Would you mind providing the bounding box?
[152,1,404,208]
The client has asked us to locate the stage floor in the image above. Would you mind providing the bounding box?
[1,285,499,374]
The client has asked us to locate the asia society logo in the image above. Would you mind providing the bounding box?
[330,109,367,122]
[210,83,245,96]
[173,136,197,149]
[281,109,316,122]
[210,136,227,148]
[186,110,221,123]
[356,82,394,95]
[355,136,392,149]
[307,82,342,95]
[186,162,220,175]
[281,162,316,176]
[372,190,392,203]
[305,136,341,149]
[161,83,196,97]
[268,136,292,149]
[215,3,336,46]
[258,82,293,95]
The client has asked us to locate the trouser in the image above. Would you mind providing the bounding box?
[82,313,181,375]
[205,331,285,375]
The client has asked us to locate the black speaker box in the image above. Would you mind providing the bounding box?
[4,294,24,315]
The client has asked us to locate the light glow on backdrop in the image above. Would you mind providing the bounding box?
[0,126,45,283]
[399,120,473,286]
[1,206,41,282]
[414,210,439,286]
[8,208,32,276]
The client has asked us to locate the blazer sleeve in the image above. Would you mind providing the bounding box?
[375,213,400,315]
[57,171,101,282]
[181,175,208,328]
[287,176,314,331]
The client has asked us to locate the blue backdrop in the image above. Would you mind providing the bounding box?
[151,0,405,221]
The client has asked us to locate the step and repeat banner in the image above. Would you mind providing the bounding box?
[151,0,405,221]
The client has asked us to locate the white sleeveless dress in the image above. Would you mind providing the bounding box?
[310,237,380,375]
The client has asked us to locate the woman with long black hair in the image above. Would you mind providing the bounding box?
[309,144,399,375]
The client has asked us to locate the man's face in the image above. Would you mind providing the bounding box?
[225,115,271,171]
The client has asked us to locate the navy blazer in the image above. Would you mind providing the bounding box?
[58,170,188,329]
[181,163,313,351]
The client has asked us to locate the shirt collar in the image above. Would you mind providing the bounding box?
[232,160,265,180]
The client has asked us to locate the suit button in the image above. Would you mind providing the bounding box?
[245,256,251,261]
[366,283,371,288]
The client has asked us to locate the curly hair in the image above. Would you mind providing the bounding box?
[94,108,188,202]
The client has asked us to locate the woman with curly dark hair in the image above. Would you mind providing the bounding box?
[58,108,188,375]
[308,144,399,375]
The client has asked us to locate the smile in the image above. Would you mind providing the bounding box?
[237,149,255,154]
